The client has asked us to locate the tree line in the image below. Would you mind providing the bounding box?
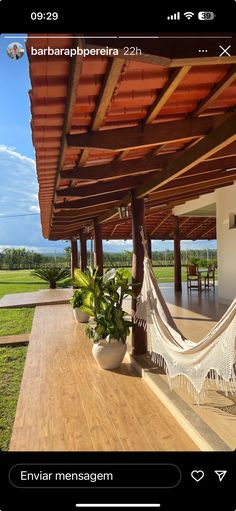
[0,247,217,270]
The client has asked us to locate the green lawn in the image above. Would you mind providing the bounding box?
[0,269,48,297]
[0,269,71,336]
[0,345,27,450]
[105,266,188,283]
[0,308,35,336]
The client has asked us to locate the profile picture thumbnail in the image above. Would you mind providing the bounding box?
[6,42,24,60]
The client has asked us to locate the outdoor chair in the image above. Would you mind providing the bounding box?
[186,264,201,291]
[204,264,216,289]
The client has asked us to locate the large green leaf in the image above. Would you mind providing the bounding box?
[82,290,94,308]
[102,268,116,283]
[74,268,90,287]
[80,305,95,317]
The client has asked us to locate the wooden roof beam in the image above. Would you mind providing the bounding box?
[60,154,168,181]
[193,65,236,116]
[66,114,228,152]
[56,175,145,198]
[54,190,127,210]
[135,112,236,198]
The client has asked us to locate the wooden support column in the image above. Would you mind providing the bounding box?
[79,229,87,271]
[147,235,152,260]
[131,191,147,355]
[173,215,182,293]
[90,237,94,268]
[93,218,103,274]
[71,238,78,280]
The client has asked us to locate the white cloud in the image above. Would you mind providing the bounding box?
[0,145,35,168]
[105,239,132,246]
[31,193,38,201]
[30,205,40,212]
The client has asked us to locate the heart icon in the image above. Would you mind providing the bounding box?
[191,470,205,482]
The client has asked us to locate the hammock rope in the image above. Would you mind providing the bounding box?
[134,227,236,396]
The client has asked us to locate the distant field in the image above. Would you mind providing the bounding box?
[105,266,187,283]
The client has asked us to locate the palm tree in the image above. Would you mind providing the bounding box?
[31,267,70,289]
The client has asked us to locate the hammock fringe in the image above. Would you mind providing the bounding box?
[149,350,236,402]
[132,229,236,400]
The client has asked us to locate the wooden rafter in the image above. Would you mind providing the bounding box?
[110,224,119,237]
[150,213,172,236]
[186,217,211,237]
[135,113,236,198]
[202,225,216,237]
[60,154,236,187]
[193,65,236,116]
[148,173,236,202]
[144,66,191,124]
[77,57,125,169]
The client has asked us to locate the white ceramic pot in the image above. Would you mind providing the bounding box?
[92,340,127,370]
[73,307,89,323]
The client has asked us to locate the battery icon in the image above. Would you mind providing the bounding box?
[198,11,216,20]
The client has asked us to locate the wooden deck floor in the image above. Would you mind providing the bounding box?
[0,288,73,309]
[10,304,198,451]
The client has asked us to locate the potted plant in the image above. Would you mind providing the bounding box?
[70,289,89,323]
[70,266,103,324]
[76,267,133,370]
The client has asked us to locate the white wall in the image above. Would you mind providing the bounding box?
[173,192,216,216]
[216,183,236,304]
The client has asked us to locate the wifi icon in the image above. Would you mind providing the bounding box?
[184,11,195,19]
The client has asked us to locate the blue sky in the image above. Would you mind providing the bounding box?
[0,35,216,254]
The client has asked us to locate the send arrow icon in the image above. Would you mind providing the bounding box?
[214,470,227,482]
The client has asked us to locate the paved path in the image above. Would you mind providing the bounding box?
[0,288,73,308]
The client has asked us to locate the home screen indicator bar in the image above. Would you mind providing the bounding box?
[75,505,161,508]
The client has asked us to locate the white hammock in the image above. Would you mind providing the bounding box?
[135,233,236,396]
